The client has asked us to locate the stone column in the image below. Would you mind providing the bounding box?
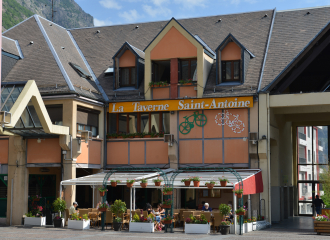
[170,58,178,99]
[6,136,28,225]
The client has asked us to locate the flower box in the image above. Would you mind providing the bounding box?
[162,204,171,209]
[163,220,172,224]
[68,219,90,230]
[314,221,330,235]
[246,222,253,232]
[24,217,46,226]
[129,222,154,233]
[185,223,210,234]
[163,191,173,195]
[252,222,257,231]
[230,224,245,234]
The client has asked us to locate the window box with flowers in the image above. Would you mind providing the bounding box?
[313,214,330,235]
[163,215,173,225]
[25,195,45,226]
[235,206,246,216]
[233,189,243,198]
[162,199,172,209]
[68,213,90,230]
[245,219,253,233]
[153,178,162,186]
[110,180,121,187]
[98,186,108,197]
[129,213,155,233]
[185,214,210,234]
[163,186,173,195]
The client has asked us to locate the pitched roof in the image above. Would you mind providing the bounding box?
[113,41,145,59]
[70,9,274,100]
[261,6,330,91]
[2,36,22,58]
[215,33,255,58]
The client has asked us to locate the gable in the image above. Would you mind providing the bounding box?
[221,42,241,60]
[119,49,136,67]
[151,26,197,59]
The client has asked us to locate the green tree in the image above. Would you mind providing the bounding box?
[320,167,330,207]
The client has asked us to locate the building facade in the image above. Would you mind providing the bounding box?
[1,6,330,226]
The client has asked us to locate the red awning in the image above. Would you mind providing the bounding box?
[235,170,263,195]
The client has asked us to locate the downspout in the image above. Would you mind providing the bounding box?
[267,93,271,224]
[104,104,108,171]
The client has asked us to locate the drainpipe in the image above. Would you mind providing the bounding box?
[104,104,107,170]
[267,93,272,224]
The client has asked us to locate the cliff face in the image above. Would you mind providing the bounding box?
[3,0,93,30]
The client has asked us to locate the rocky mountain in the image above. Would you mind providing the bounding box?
[3,0,93,30]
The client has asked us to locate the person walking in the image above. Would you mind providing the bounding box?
[312,195,324,215]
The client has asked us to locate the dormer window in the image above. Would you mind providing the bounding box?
[120,67,136,86]
[222,60,240,82]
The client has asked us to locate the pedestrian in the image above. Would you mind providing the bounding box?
[312,195,324,215]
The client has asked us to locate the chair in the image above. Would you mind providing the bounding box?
[89,212,99,228]
[143,211,148,218]
[202,212,212,231]
[91,208,98,212]
[79,209,89,218]
[213,214,222,232]
[65,209,70,226]
[105,210,113,229]
[119,213,129,230]
[182,211,193,232]
[173,209,180,228]
[193,211,201,216]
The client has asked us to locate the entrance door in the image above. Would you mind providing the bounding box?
[297,126,329,216]
[0,175,8,218]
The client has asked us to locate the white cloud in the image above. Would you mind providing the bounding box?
[143,5,171,17]
[94,18,113,26]
[226,0,258,5]
[99,0,122,9]
[119,9,143,22]
[174,0,208,8]
[151,0,168,6]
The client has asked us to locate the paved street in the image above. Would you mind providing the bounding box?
[0,217,329,239]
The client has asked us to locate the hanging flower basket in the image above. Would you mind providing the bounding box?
[163,220,172,224]
[98,208,107,212]
[99,191,105,197]
[155,182,161,186]
[193,181,200,187]
[127,182,134,188]
[236,193,243,199]
[162,204,171,209]
[163,191,173,195]
[140,183,148,188]
[236,211,245,216]
[206,183,214,189]
[220,181,227,187]
[184,181,191,187]
[111,182,117,187]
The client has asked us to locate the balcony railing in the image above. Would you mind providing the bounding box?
[299,157,307,164]
[298,132,306,140]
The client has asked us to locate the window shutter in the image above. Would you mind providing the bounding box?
[77,111,88,125]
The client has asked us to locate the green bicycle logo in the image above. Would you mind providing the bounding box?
[179,111,207,134]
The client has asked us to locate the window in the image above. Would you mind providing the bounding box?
[308,174,312,186]
[307,127,310,138]
[69,62,92,80]
[221,60,240,82]
[180,59,197,81]
[108,112,170,134]
[76,107,99,137]
[119,67,136,87]
[152,60,170,83]
[308,150,311,163]
[46,105,63,126]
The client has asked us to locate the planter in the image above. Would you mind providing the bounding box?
[117,136,123,139]
[98,208,107,212]
[193,181,200,187]
[113,222,122,231]
[163,220,172,224]
[134,136,140,138]
[127,182,134,188]
[24,217,46,226]
[129,222,154,233]
[53,218,63,228]
[154,182,161,186]
[220,225,230,235]
[206,184,214,189]
[236,193,243,198]
[236,211,245,216]
[314,221,330,235]
[183,83,193,86]
[246,222,253,233]
[68,219,90,230]
[99,191,105,197]
[230,224,245,234]
[163,191,173,195]
[185,223,210,234]
[162,204,171,209]
[144,135,151,138]
[220,181,227,187]
[184,181,191,187]
[153,85,160,88]
[111,182,117,187]
[140,183,148,188]
[252,222,257,231]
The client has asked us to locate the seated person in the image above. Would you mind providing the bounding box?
[202,203,212,212]
[69,201,79,217]
[158,204,165,217]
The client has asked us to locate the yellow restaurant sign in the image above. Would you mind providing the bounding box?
[109,96,253,113]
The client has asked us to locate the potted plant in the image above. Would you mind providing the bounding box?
[219,204,231,219]
[130,213,155,232]
[163,186,173,195]
[117,133,124,138]
[97,201,110,212]
[191,176,200,187]
[185,214,210,234]
[163,215,173,224]
[220,220,231,235]
[140,178,148,188]
[144,132,152,138]
[68,213,90,230]
[110,180,121,187]
[219,177,229,187]
[313,214,330,235]
[153,178,162,186]
[151,132,158,138]
[25,196,45,226]
[179,80,185,85]
[98,186,108,197]
[126,179,135,188]
[181,178,191,187]
[205,181,215,189]
[158,131,164,137]
[52,198,66,228]
[233,189,243,198]
[162,199,172,208]
[184,79,193,85]
[235,206,246,216]
[110,200,127,231]
[149,82,154,88]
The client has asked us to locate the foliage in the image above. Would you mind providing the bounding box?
[181,178,192,182]
[98,186,108,192]
[163,199,172,205]
[163,186,173,194]
[149,82,154,87]
[219,177,229,183]
[126,179,135,183]
[205,181,216,185]
[319,167,330,207]
[152,178,163,183]
[26,212,34,217]
[313,212,330,221]
[251,217,257,222]
[2,0,34,30]
[233,189,243,194]
[185,214,209,224]
[140,178,148,183]
[114,217,122,223]
[71,213,80,220]
[220,220,231,226]
[97,201,110,209]
[52,198,66,215]
[163,215,173,221]
[29,195,43,217]
[191,176,201,181]
[110,180,121,183]
[235,206,246,214]
[110,200,127,222]
[82,214,89,221]
[219,204,231,216]
[132,213,140,222]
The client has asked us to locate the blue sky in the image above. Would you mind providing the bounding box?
[75,0,330,27]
